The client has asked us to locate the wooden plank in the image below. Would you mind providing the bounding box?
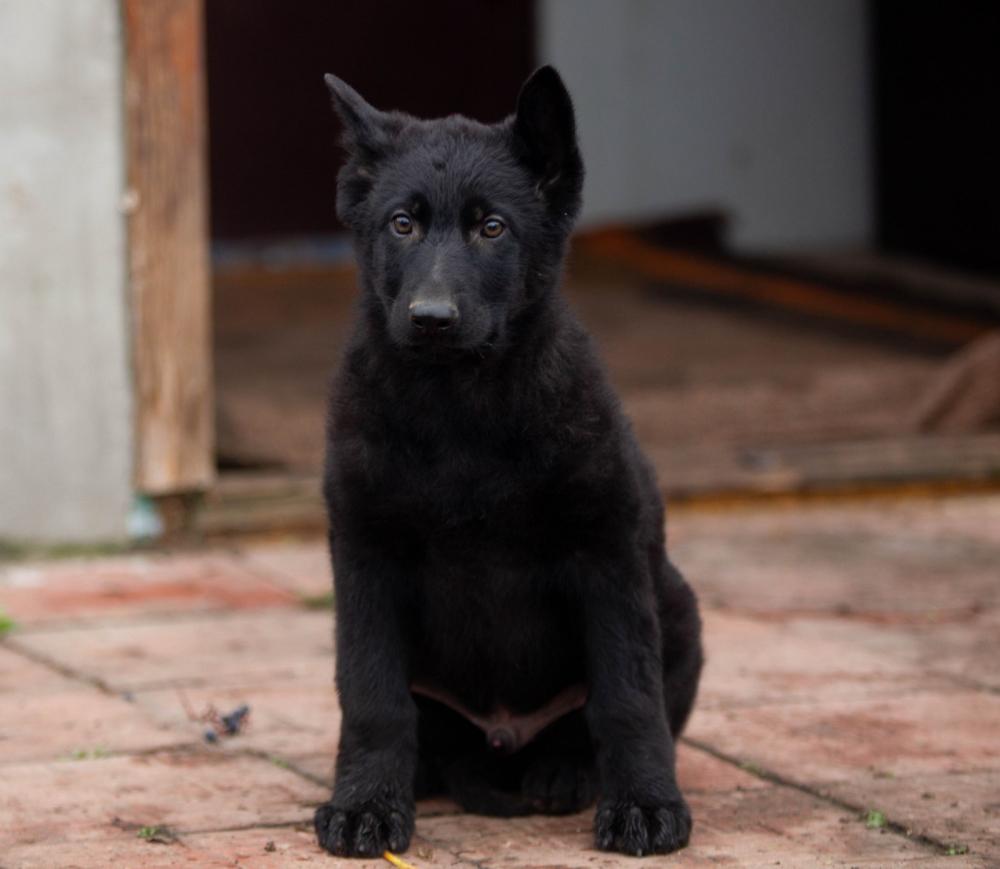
[576,228,990,345]
[194,472,326,537]
[193,435,1000,536]
[124,0,213,494]
[650,433,1000,498]
[906,332,1000,434]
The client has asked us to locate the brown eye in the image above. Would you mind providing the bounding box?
[482,217,505,239]
[391,213,413,235]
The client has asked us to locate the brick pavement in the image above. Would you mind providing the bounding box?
[1,493,998,868]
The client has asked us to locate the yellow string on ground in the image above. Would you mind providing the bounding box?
[383,851,419,869]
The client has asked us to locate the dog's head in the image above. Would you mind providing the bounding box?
[325,67,584,358]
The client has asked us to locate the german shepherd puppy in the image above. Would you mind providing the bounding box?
[314,67,703,858]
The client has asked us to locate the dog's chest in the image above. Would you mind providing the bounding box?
[362,421,585,553]
[412,554,585,713]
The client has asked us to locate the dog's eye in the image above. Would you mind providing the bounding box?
[481,218,505,239]
[391,213,413,235]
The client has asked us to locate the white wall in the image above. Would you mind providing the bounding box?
[539,0,874,251]
[0,0,134,541]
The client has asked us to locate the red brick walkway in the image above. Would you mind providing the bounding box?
[2,494,998,867]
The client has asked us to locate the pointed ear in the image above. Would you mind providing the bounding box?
[324,74,402,229]
[324,73,394,160]
[512,66,584,221]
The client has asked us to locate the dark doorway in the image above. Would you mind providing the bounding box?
[872,0,1000,277]
[205,0,536,241]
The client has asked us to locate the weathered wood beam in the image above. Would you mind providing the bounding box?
[124,0,213,494]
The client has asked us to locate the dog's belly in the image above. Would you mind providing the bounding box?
[411,551,585,717]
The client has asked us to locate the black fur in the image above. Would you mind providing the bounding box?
[314,67,703,859]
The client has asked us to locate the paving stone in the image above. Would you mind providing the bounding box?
[688,688,1000,784]
[673,520,1000,618]
[419,807,711,868]
[696,611,951,711]
[13,609,335,692]
[4,825,378,869]
[240,541,333,600]
[187,827,454,869]
[901,611,1000,692]
[4,814,982,869]
[0,684,194,764]
[134,680,340,783]
[0,751,327,849]
[0,553,297,626]
[0,643,66,693]
[417,784,947,868]
[764,612,1000,694]
[676,742,771,794]
[0,645,196,763]
[684,786,945,867]
[669,494,1000,624]
[2,839,235,869]
[4,492,999,868]
[824,770,1000,863]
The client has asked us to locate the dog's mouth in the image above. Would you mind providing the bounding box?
[400,334,461,358]
[399,331,501,363]
[407,330,460,348]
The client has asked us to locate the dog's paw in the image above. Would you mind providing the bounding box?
[594,796,691,856]
[521,754,599,815]
[314,796,414,858]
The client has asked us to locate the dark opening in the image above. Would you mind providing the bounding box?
[872,0,1000,277]
[205,0,536,242]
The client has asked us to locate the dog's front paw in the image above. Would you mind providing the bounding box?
[594,796,691,856]
[314,795,414,858]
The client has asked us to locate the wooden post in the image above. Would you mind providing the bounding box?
[123,0,214,494]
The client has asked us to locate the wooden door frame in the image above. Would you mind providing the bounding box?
[123,0,214,495]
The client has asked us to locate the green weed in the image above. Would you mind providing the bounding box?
[865,809,887,829]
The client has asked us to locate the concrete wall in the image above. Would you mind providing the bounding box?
[0,0,134,541]
[539,0,874,251]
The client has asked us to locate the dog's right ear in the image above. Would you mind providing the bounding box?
[325,74,393,161]
[324,74,399,227]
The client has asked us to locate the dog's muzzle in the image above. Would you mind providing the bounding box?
[409,300,459,335]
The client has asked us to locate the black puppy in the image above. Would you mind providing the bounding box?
[314,67,703,859]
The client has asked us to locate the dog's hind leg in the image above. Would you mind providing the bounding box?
[415,694,530,817]
[441,755,532,817]
[656,556,703,738]
[413,694,475,800]
[519,710,600,815]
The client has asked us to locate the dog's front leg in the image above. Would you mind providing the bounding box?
[582,553,692,856]
[315,538,417,858]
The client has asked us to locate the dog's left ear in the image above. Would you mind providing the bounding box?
[512,66,584,222]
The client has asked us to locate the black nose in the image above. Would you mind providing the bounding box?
[410,300,458,334]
